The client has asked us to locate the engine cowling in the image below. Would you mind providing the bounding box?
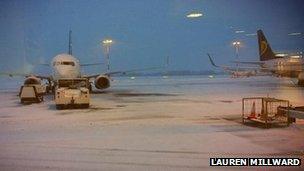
[94,75,110,89]
[298,72,304,86]
[24,76,41,85]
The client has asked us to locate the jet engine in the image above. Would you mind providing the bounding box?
[24,76,41,85]
[298,72,304,86]
[94,75,110,89]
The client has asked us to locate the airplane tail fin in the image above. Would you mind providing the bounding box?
[257,29,276,61]
[68,30,72,55]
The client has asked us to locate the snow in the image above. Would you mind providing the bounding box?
[0,76,303,170]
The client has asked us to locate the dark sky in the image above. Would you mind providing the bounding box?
[0,0,303,74]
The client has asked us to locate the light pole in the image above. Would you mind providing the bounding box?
[102,39,113,72]
[232,41,241,72]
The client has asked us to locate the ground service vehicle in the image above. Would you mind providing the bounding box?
[19,77,46,103]
[55,78,90,109]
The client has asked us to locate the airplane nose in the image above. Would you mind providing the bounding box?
[58,68,74,78]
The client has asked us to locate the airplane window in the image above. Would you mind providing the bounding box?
[62,61,75,66]
[53,61,61,66]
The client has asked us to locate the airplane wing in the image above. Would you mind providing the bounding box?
[208,54,303,77]
[38,63,50,66]
[85,66,164,79]
[0,71,51,80]
[207,53,260,72]
[80,62,104,67]
[85,55,168,78]
[230,60,265,65]
[0,72,27,77]
[207,53,220,68]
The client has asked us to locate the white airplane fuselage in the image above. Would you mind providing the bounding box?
[51,54,81,81]
[261,57,304,77]
[49,53,111,90]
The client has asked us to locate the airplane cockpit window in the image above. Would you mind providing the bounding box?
[53,61,61,66]
[62,61,75,66]
[53,61,75,66]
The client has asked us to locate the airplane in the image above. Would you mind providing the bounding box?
[208,30,304,85]
[1,30,161,92]
[255,29,304,85]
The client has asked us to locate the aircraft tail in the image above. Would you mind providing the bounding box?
[68,30,72,55]
[257,29,276,61]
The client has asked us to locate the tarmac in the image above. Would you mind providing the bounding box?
[0,76,303,170]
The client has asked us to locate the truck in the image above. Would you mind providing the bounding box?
[19,77,47,104]
[55,78,90,109]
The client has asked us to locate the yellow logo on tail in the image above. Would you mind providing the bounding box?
[260,41,267,55]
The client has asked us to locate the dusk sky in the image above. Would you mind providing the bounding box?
[0,0,303,74]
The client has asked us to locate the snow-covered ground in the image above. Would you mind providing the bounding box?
[0,76,303,170]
